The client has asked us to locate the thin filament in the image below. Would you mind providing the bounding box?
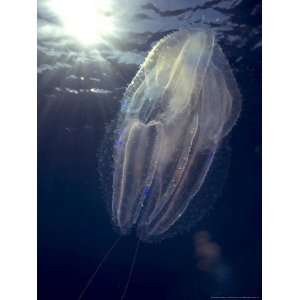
[77,236,122,300]
[120,239,141,300]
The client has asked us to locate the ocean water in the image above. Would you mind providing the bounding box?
[38,1,261,299]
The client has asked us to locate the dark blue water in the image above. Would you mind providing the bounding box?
[38,1,261,299]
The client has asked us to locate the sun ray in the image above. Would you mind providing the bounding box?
[47,0,115,46]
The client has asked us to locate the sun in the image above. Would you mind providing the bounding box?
[48,0,115,46]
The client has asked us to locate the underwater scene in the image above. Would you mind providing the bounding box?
[38,0,261,299]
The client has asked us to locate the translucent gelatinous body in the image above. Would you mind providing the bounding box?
[112,28,241,241]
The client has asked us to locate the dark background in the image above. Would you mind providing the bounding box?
[38,0,261,299]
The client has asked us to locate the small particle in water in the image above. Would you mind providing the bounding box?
[143,186,150,196]
[115,137,124,146]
